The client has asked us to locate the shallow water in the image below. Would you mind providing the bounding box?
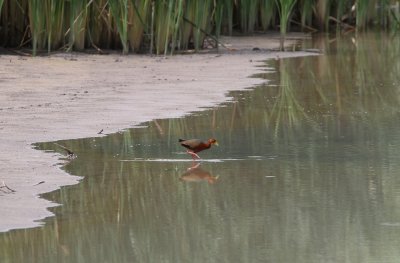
[1,32,400,263]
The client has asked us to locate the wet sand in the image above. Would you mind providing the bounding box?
[0,34,315,232]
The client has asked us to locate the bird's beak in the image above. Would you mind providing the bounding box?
[214,141,219,146]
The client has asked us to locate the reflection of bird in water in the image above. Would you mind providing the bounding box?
[180,163,218,184]
[179,138,218,159]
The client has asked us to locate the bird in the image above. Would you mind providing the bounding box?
[179,138,218,159]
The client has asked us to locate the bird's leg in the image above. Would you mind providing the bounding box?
[187,150,200,160]
[187,162,201,171]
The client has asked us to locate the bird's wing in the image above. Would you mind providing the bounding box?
[180,139,202,149]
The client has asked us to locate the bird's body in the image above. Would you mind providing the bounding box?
[179,138,218,159]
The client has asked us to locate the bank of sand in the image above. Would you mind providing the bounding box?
[0,34,316,232]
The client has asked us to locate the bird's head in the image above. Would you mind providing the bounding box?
[208,138,219,146]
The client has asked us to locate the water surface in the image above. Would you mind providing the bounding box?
[1,32,400,263]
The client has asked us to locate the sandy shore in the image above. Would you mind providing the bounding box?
[0,34,315,232]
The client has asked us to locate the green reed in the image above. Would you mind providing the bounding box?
[28,0,42,55]
[299,0,313,30]
[1,0,28,47]
[275,0,297,51]
[0,0,4,18]
[129,0,151,52]
[46,0,65,52]
[108,0,129,53]
[356,0,375,29]
[192,0,212,50]
[213,0,223,45]
[0,0,399,54]
[153,0,169,55]
[260,0,276,31]
[239,0,259,33]
[66,0,88,51]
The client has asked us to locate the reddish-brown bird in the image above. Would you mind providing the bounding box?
[179,138,218,159]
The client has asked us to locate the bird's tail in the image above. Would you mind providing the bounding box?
[178,139,186,142]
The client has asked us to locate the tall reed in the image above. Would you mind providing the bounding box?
[214,0,224,43]
[275,0,297,51]
[332,0,347,31]
[0,0,4,18]
[108,0,129,53]
[259,0,276,31]
[66,0,88,51]
[239,0,259,33]
[153,1,170,55]
[314,0,330,30]
[192,0,212,50]
[28,0,43,55]
[45,0,65,52]
[299,0,313,30]
[220,0,234,35]
[1,0,28,47]
[128,0,151,52]
[356,0,376,29]
[0,0,399,54]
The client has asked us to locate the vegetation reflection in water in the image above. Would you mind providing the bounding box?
[1,32,400,262]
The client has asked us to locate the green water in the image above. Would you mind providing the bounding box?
[1,32,400,263]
